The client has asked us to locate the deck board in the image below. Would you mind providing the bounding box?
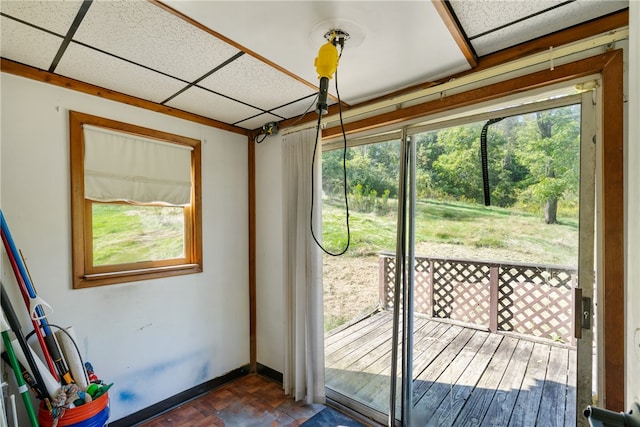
[451,335,519,425]
[564,349,578,426]
[509,342,551,426]
[412,330,488,425]
[425,333,503,427]
[325,311,577,427]
[536,346,570,427]
[481,339,534,426]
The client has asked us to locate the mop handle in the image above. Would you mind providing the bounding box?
[1,284,51,401]
[1,313,39,427]
[0,212,51,334]
[0,212,59,381]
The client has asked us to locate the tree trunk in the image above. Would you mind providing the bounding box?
[544,167,558,224]
[545,197,558,224]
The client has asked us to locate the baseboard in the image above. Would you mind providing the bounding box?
[256,363,283,384]
[111,364,250,427]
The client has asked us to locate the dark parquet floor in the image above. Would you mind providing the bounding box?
[138,374,326,426]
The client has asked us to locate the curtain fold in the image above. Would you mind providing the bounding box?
[83,125,192,205]
[282,128,325,404]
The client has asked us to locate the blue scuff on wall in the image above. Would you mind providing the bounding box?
[111,350,212,420]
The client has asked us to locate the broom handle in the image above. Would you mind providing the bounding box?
[1,212,59,381]
[1,314,39,427]
[1,284,51,402]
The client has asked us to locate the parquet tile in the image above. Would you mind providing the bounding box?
[138,375,325,427]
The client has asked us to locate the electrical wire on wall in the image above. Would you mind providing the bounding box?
[254,121,279,144]
[310,31,350,256]
[254,94,320,144]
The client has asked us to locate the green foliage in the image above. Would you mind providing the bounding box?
[350,184,377,212]
[348,185,394,216]
[323,140,399,200]
[376,189,392,215]
[514,106,581,218]
[323,103,581,221]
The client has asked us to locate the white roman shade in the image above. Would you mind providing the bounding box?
[83,125,193,205]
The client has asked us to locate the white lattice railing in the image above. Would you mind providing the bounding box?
[379,252,578,345]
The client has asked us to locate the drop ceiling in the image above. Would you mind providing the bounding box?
[0,0,629,132]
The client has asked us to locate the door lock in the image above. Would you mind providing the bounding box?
[581,296,592,330]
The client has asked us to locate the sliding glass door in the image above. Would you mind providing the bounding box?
[323,89,598,427]
[322,136,402,423]
[408,95,592,426]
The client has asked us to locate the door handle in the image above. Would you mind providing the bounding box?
[581,296,592,330]
[574,288,592,339]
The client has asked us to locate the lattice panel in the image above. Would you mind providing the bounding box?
[432,260,491,326]
[380,256,431,313]
[498,266,575,343]
[450,280,491,327]
[414,258,431,315]
[378,254,577,346]
[382,256,396,309]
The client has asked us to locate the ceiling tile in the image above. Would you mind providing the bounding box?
[449,0,562,38]
[0,17,62,70]
[72,0,241,82]
[165,86,263,128]
[451,0,629,56]
[468,0,629,56]
[235,113,284,131]
[198,55,317,111]
[0,0,83,35]
[165,1,471,105]
[55,43,187,104]
[270,96,322,120]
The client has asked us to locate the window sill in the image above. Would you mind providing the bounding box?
[74,264,202,288]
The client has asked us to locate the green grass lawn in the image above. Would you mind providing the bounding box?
[321,197,578,266]
[93,197,577,267]
[92,203,184,266]
[322,197,579,331]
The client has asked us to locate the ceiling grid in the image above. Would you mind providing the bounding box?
[0,0,629,131]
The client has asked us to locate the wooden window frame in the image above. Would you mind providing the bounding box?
[70,111,202,288]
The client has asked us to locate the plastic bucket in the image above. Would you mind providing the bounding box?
[38,392,109,427]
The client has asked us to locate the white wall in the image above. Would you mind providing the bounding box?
[255,134,284,373]
[626,0,640,409]
[0,73,249,422]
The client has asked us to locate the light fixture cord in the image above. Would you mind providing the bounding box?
[310,43,350,256]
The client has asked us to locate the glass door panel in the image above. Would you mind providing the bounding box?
[408,98,590,426]
[323,91,597,427]
[323,138,401,424]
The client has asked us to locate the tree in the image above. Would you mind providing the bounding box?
[322,139,400,201]
[516,105,580,224]
[415,131,443,199]
[322,148,350,197]
[431,124,485,203]
[427,121,526,207]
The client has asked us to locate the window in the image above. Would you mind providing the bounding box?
[70,111,202,288]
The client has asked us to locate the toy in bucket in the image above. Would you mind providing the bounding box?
[40,366,113,427]
[38,389,109,427]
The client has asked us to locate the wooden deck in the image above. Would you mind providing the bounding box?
[325,311,577,426]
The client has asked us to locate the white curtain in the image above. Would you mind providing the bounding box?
[282,128,325,404]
